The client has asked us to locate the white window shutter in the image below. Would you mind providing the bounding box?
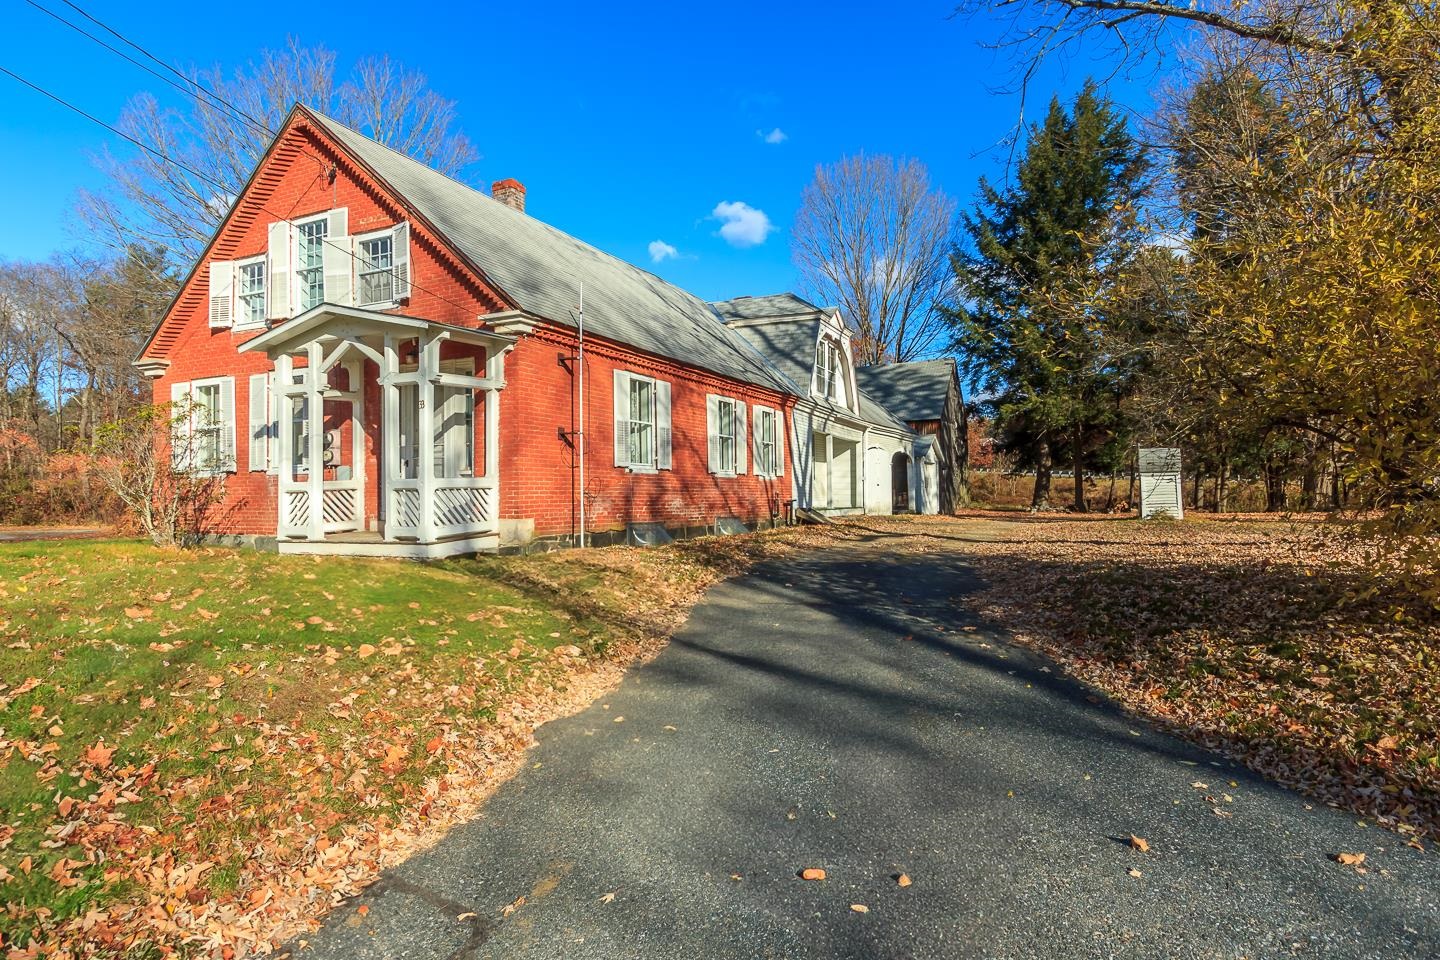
[706,395,720,474]
[267,222,291,319]
[323,209,352,307]
[266,372,280,472]
[655,380,672,470]
[735,401,747,475]
[169,381,190,471]
[219,377,237,472]
[752,406,764,475]
[208,261,234,329]
[248,373,268,471]
[613,371,630,466]
[776,410,785,476]
[393,222,411,301]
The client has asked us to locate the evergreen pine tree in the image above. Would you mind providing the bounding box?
[947,81,1148,510]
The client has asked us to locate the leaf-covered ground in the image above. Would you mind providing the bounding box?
[0,530,834,958]
[929,511,1440,848]
[4,515,1435,956]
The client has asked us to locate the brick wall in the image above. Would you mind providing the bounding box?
[143,111,799,543]
[499,324,796,538]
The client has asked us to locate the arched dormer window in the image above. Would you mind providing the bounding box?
[813,335,849,406]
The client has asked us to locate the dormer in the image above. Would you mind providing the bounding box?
[810,308,859,414]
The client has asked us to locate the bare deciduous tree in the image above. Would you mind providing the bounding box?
[792,154,956,365]
[92,400,227,547]
[78,38,480,266]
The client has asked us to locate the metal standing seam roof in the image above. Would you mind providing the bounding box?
[854,359,958,422]
[305,111,794,394]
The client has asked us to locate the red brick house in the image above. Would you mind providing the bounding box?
[135,105,949,556]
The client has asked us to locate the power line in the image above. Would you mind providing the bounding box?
[23,0,268,143]
[0,64,475,316]
[52,0,277,140]
[25,0,332,179]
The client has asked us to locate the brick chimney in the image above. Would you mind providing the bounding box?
[491,178,526,213]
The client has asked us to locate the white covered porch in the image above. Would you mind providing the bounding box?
[241,304,513,558]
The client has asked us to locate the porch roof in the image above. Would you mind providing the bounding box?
[237,303,515,358]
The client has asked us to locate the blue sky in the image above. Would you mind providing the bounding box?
[0,0,1166,302]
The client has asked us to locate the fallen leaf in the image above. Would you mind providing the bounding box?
[457,912,477,921]
[84,741,116,770]
[800,868,826,881]
[1127,867,1143,878]
[357,643,377,659]
[1335,852,1366,867]
[850,904,869,913]
[896,873,912,887]
[357,904,369,917]
[1129,835,1151,854]
[598,891,616,904]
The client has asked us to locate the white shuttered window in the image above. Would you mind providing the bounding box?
[613,371,671,471]
[752,405,782,477]
[169,377,236,475]
[707,395,747,476]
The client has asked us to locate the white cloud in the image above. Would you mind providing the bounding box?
[758,127,787,145]
[648,240,679,264]
[712,201,774,248]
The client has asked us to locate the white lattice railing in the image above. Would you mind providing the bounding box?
[433,482,493,535]
[390,487,421,534]
[283,489,310,531]
[321,484,361,532]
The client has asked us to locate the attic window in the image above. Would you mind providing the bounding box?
[815,339,842,401]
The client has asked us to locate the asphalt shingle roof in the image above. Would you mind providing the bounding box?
[713,294,910,434]
[854,359,958,422]
[307,111,792,393]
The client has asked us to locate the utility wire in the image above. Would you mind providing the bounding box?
[25,0,331,178]
[0,63,475,315]
[53,0,277,140]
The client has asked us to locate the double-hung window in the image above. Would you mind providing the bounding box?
[715,398,738,473]
[236,259,266,327]
[170,376,236,475]
[754,406,780,477]
[626,376,655,467]
[814,340,836,399]
[358,234,394,306]
[706,394,746,476]
[296,217,328,310]
[614,371,672,471]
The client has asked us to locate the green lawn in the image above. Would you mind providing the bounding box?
[0,539,614,950]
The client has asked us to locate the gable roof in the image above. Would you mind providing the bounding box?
[854,359,958,422]
[301,109,791,393]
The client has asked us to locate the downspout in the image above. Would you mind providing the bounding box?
[576,282,586,548]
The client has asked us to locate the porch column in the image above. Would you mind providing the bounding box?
[484,346,503,482]
[306,341,325,542]
[381,335,398,538]
[416,330,438,544]
[825,433,835,510]
[276,352,294,534]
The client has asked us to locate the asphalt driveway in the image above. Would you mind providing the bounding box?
[295,543,1440,959]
